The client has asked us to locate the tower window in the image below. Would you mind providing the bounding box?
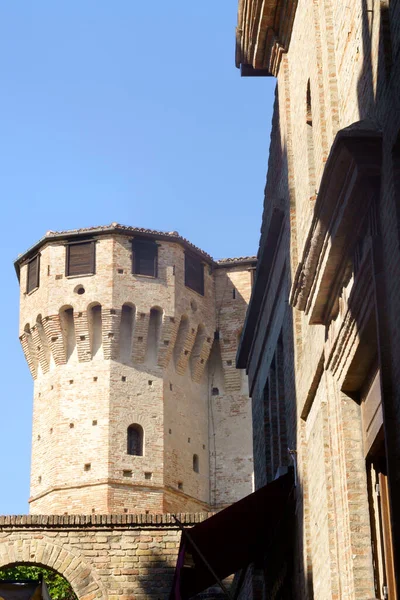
[26,254,40,293]
[193,454,199,473]
[66,240,96,277]
[132,239,158,277]
[127,424,144,456]
[185,253,204,295]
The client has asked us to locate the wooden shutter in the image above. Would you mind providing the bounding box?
[185,253,204,295]
[67,241,95,276]
[27,254,40,293]
[132,240,158,277]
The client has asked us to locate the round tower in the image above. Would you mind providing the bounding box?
[16,224,255,515]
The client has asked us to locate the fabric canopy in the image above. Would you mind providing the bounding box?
[170,469,295,599]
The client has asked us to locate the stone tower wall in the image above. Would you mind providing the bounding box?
[211,265,254,507]
[18,230,254,515]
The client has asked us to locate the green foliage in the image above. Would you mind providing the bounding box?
[0,565,77,600]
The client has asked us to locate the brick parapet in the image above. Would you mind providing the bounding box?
[0,512,211,528]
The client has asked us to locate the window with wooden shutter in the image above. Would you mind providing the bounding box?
[132,239,158,277]
[66,241,95,277]
[185,253,204,295]
[26,254,40,293]
[363,372,397,599]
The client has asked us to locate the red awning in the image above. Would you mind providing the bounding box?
[170,470,295,599]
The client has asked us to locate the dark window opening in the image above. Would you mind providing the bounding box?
[132,239,158,277]
[127,424,144,456]
[185,253,204,295]
[193,454,199,473]
[380,1,393,79]
[66,240,95,277]
[27,254,40,293]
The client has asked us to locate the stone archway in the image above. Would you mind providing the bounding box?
[0,536,105,600]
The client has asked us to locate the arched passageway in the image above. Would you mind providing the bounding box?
[0,538,104,600]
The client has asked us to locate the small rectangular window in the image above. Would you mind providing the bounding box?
[185,253,204,295]
[27,254,40,293]
[66,241,95,277]
[132,239,158,277]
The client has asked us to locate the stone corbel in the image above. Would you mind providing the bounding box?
[290,120,382,325]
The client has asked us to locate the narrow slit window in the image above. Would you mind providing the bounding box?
[127,424,144,456]
[27,254,40,293]
[193,454,199,473]
[66,240,95,277]
[132,239,158,277]
[184,253,204,295]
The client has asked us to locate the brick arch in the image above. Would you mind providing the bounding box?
[121,410,159,433]
[0,536,105,600]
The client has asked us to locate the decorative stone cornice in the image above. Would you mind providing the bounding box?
[325,245,376,392]
[290,120,382,325]
[236,0,298,76]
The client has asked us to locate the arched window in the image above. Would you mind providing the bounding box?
[127,424,144,456]
[193,454,199,473]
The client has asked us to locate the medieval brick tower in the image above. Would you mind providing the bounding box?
[15,224,255,515]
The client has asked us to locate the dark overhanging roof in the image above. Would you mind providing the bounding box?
[170,469,295,599]
[14,223,257,279]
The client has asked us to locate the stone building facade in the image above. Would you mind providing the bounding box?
[237,0,400,599]
[15,224,255,516]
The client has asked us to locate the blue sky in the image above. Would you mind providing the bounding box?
[0,2,275,514]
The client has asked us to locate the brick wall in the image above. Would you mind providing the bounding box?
[0,514,208,600]
[240,0,400,597]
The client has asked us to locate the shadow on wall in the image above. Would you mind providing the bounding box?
[136,550,176,600]
[237,71,309,595]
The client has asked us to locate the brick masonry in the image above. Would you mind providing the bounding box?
[0,514,206,600]
[237,0,400,598]
[15,228,255,516]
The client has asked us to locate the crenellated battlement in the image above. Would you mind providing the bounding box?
[20,304,215,381]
